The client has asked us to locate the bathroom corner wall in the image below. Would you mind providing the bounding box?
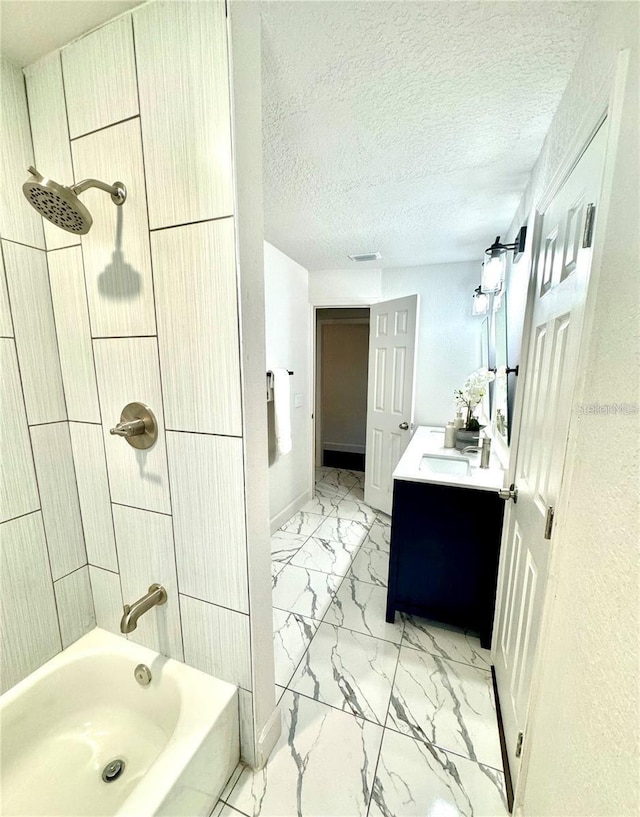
[21,0,276,764]
[0,57,94,694]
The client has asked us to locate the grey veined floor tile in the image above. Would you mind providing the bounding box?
[272,607,318,688]
[402,615,491,670]
[345,484,365,502]
[299,494,339,517]
[272,563,341,621]
[348,546,389,587]
[279,511,325,538]
[225,691,383,817]
[387,647,502,770]
[324,576,405,644]
[314,479,352,501]
[314,516,369,547]
[314,466,335,481]
[289,621,399,724]
[369,728,508,817]
[289,534,358,577]
[362,517,391,551]
[333,498,377,526]
[316,469,360,490]
[270,530,308,563]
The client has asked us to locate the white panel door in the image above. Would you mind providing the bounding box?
[493,121,608,785]
[364,295,419,515]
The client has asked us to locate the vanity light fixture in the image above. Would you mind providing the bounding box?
[472,286,490,316]
[481,227,527,294]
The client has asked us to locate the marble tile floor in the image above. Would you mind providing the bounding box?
[211,468,508,817]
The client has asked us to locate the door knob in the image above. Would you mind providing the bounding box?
[110,402,158,450]
[498,483,518,503]
[399,421,409,430]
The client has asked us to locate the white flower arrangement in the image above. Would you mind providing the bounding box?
[454,367,496,430]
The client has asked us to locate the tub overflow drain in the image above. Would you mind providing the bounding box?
[102,759,126,783]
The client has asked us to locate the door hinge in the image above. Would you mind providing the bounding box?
[515,731,524,758]
[544,506,555,540]
[582,203,596,248]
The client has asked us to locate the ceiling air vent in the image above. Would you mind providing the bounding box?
[348,251,381,262]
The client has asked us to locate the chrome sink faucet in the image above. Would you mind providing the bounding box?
[120,584,167,634]
[462,439,492,469]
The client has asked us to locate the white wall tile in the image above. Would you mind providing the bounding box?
[24,52,77,251]
[89,566,123,635]
[93,338,171,514]
[62,15,138,139]
[133,0,233,229]
[0,512,61,692]
[3,241,66,424]
[152,219,242,435]
[0,58,44,249]
[54,566,96,648]
[180,594,251,690]
[167,432,248,613]
[0,252,13,336]
[112,504,183,661]
[48,247,100,422]
[0,340,39,522]
[30,422,86,579]
[69,422,118,572]
[71,118,155,337]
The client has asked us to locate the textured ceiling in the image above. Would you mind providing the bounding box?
[261,1,596,270]
[0,1,144,66]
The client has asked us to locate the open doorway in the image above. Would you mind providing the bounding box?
[315,308,370,472]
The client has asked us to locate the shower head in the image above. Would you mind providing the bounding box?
[22,167,127,235]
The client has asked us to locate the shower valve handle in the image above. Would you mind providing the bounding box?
[110,419,146,438]
[110,402,158,450]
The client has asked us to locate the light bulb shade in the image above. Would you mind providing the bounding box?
[481,251,505,293]
[472,287,489,316]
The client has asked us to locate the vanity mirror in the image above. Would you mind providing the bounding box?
[493,293,509,442]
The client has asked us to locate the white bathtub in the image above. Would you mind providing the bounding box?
[0,628,239,817]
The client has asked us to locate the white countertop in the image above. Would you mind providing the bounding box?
[392,426,506,493]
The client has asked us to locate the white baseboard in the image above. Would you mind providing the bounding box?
[270,489,311,534]
[322,441,366,454]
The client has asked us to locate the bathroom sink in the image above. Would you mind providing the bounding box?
[419,454,471,476]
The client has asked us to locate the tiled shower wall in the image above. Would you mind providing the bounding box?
[0,56,95,693]
[1,1,276,764]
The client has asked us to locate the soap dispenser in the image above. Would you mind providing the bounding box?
[444,421,456,448]
[453,411,464,431]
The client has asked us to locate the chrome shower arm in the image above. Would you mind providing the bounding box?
[71,178,127,205]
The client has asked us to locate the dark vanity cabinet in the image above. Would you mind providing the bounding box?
[385,479,505,649]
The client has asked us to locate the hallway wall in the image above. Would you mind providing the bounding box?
[264,241,311,531]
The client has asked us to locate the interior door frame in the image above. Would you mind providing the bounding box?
[309,300,375,492]
[491,49,631,812]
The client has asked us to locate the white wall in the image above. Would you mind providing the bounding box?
[381,262,481,426]
[264,241,311,531]
[508,4,640,815]
[309,267,382,305]
[0,56,94,693]
[18,1,277,767]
